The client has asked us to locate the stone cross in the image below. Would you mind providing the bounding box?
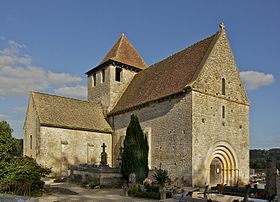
[101,143,107,152]
[219,22,225,30]
[100,143,108,167]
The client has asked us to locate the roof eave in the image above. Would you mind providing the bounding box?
[40,123,113,134]
[85,59,145,75]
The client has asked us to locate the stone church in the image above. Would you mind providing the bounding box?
[24,25,250,187]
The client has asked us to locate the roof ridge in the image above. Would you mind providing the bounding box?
[114,34,125,60]
[31,91,89,103]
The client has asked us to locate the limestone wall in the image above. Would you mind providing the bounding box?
[191,30,250,186]
[23,96,39,159]
[111,94,193,184]
[192,91,249,186]
[39,126,112,176]
[88,64,137,112]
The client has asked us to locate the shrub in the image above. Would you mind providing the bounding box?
[153,168,170,187]
[0,121,50,196]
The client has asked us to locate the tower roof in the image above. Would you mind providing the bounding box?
[99,34,147,70]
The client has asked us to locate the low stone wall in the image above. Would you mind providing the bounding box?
[69,166,123,187]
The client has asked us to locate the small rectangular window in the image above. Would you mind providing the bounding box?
[101,69,105,83]
[222,106,225,119]
[30,135,32,149]
[93,73,96,86]
[222,78,225,95]
[115,67,122,82]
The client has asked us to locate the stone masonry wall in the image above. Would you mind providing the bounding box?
[191,30,250,186]
[88,64,137,112]
[39,126,112,176]
[192,91,249,186]
[111,94,193,185]
[23,96,39,159]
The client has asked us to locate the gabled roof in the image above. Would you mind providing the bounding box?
[31,92,112,133]
[99,34,147,70]
[110,31,220,115]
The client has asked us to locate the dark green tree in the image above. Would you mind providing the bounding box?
[0,120,50,196]
[0,121,19,162]
[121,114,149,183]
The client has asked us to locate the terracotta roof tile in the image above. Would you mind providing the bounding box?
[99,34,147,70]
[110,32,219,114]
[31,92,112,133]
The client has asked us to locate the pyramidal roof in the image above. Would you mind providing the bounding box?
[99,34,147,70]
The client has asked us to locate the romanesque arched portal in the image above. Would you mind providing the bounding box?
[207,142,238,186]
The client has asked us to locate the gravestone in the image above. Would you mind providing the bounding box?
[100,143,108,167]
[266,157,277,198]
[129,173,136,184]
[116,146,123,168]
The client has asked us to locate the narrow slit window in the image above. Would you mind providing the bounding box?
[222,78,226,95]
[222,106,225,119]
[93,73,96,86]
[115,67,122,82]
[30,135,32,149]
[101,69,105,83]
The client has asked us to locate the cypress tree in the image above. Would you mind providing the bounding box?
[121,114,149,183]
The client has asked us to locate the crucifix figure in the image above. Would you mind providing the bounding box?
[100,143,108,167]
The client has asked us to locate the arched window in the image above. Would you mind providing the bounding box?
[93,73,96,86]
[222,78,226,95]
[115,67,122,82]
[222,106,225,119]
[101,69,105,83]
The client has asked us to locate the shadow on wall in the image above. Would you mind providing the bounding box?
[44,152,82,177]
[112,94,185,129]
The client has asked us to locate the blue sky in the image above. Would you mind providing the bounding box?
[0,1,279,149]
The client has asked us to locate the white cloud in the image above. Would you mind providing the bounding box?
[240,71,275,90]
[0,39,84,97]
[54,85,87,99]
[47,72,81,87]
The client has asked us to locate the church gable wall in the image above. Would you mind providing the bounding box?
[39,126,112,176]
[111,94,193,185]
[191,30,249,186]
[192,31,249,105]
[23,97,40,159]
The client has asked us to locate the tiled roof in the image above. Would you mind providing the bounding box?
[110,32,219,114]
[31,92,112,133]
[99,34,147,70]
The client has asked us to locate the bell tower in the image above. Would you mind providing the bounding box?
[86,34,147,114]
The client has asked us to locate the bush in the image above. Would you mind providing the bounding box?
[0,121,50,196]
[83,178,100,189]
[1,156,50,194]
[128,183,141,196]
[153,168,170,187]
[146,185,159,193]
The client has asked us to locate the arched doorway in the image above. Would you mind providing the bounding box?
[207,143,238,186]
[210,157,223,186]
